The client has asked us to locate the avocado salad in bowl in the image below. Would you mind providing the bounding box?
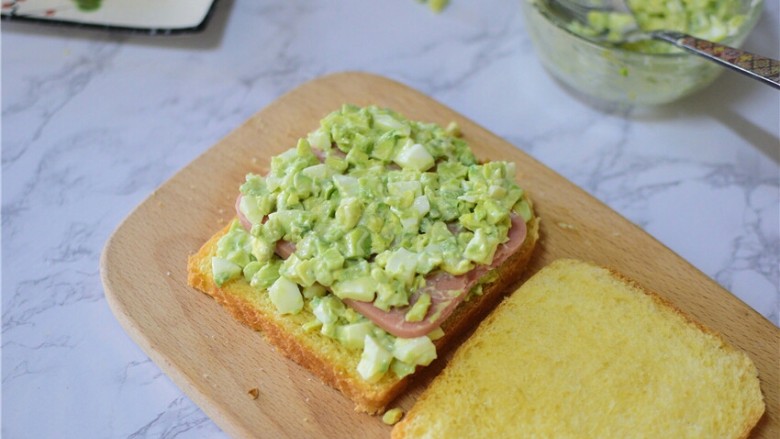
[521,0,764,104]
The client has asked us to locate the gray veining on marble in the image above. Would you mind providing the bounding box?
[3,0,778,437]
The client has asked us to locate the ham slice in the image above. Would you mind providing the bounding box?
[344,214,526,338]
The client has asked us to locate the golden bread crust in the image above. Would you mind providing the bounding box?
[187,213,540,414]
[603,265,766,439]
[392,258,765,438]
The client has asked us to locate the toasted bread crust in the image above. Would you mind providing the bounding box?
[392,259,765,438]
[187,213,539,414]
[602,266,766,439]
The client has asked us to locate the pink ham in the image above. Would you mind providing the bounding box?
[344,214,527,338]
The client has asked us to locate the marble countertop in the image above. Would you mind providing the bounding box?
[3,0,778,437]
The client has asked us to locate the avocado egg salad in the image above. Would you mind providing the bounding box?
[567,0,748,53]
[208,104,533,383]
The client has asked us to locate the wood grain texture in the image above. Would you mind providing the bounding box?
[101,72,778,439]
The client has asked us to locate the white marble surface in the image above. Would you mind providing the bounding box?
[2,0,778,437]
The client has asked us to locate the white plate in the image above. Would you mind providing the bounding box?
[1,0,218,34]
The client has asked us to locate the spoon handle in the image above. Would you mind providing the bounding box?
[650,30,780,90]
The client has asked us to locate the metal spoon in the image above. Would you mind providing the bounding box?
[546,0,780,89]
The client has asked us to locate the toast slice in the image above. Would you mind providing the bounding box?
[186,104,540,414]
[187,215,539,413]
[392,259,765,438]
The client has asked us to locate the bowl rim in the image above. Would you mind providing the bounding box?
[526,0,766,59]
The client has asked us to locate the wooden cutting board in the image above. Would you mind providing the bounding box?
[101,72,779,438]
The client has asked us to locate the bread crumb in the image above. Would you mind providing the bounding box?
[382,408,404,425]
[166,271,171,276]
[248,388,260,399]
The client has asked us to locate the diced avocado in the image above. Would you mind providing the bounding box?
[242,261,262,282]
[390,359,416,379]
[302,283,326,299]
[250,259,282,289]
[313,262,335,287]
[215,221,253,267]
[441,254,474,275]
[426,0,450,13]
[336,321,374,350]
[331,276,376,302]
[514,199,533,222]
[398,210,421,234]
[357,335,393,382]
[319,247,345,270]
[488,184,507,199]
[483,199,509,225]
[320,323,337,338]
[342,226,372,259]
[372,132,398,161]
[393,336,437,367]
[259,214,284,243]
[250,236,275,265]
[292,258,317,287]
[279,253,316,287]
[343,307,362,323]
[211,257,242,286]
[374,282,410,312]
[404,293,431,322]
[387,180,422,198]
[463,228,499,265]
[302,319,322,332]
[416,247,443,274]
[325,155,348,172]
[444,121,460,136]
[268,276,304,315]
[382,408,404,425]
[335,197,363,231]
[293,172,314,198]
[311,295,345,325]
[427,327,445,340]
[240,173,266,196]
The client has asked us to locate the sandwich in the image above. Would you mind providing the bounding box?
[187,104,540,414]
[393,258,765,438]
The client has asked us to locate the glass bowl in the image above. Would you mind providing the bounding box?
[520,0,764,106]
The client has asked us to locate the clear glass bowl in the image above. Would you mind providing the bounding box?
[520,0,764,106]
